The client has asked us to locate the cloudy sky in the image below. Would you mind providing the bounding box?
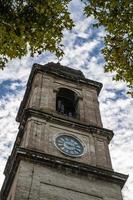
[0,0,133,199]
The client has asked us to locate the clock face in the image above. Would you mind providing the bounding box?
[55,134,84,157]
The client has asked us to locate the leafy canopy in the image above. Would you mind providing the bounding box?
[84,0,133,95]
[0,0,133,95]
[0,0,74,66]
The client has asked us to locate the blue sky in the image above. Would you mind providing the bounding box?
[0,0,133,199]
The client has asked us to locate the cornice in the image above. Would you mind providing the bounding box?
[21,108,114,142]
[0,147,128,200]
[3,107,114,179]
[32,63,103,91]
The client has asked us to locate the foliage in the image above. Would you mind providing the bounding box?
[0,0,74,68]
[84,0,133,95]
[0,0,133,95]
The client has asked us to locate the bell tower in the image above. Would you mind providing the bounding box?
[0,62,128,200]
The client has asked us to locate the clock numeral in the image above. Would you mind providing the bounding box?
[55,135,84,157]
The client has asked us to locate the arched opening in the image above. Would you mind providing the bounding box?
[56,88,79,118]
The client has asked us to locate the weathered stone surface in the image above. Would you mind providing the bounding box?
[7,160,123,200]
[21,116,112,170]
[16,63,103,127]
[22,71,103,127]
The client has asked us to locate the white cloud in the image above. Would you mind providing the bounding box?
[0,1,133,200]
[0,92,23,187]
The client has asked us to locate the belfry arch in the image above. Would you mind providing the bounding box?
[56,88,79,118]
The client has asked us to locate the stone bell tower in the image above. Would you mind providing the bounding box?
[0,62,128,200]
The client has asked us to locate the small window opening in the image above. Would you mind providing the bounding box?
[56,88,79,118]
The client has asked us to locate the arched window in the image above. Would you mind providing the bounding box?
[56,88,79,118]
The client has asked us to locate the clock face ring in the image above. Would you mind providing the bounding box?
[55,134,85,157]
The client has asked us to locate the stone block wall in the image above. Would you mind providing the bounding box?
[25,72,103,127]
[7,160,123,200]
[20,117,112,170]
